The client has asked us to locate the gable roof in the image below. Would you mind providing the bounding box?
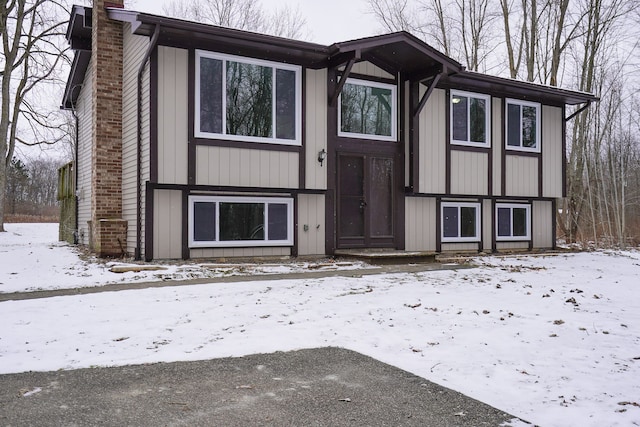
[62,5,596,109]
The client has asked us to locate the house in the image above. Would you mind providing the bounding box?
[62,0,596,261]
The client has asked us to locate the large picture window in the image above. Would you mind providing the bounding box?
[496,203,531,241]
[450,90,490,147]
[196,51,301,145]
[441,202,481,242]
[338,78,397,141]
[189,196,294,247]
[506,99,540,152]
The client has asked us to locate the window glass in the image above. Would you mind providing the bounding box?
[199,57,223,134]
[442,206,459,238]
[268,203,289,241]
[275,69,296,140]
[507,104,521,147]
[522,105,537,148]
[460,206,477,238]
[513,207,528,236]
[451,95,468,142]
[193,202,216,241]
[469,98,486,143]
[497,207,511,236]
[226,61,273,138]
[340,80,395,139]
[219,202,265,241]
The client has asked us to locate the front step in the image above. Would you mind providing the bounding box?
[334,249,437,265]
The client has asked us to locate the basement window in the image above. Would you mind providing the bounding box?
[441,202,481,242]
[496,203,531,241]
[189,196,293,248]
[196,50,301,145]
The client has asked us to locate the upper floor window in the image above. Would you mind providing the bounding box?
[496,203,531,241]
[506,99,540,153]
[195,50,302,146]
[338,78,397,141]
[450,90,490,147]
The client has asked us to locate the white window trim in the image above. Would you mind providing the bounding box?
[441,202,481,243]
[338,77,397,142]
[505,98,541,153]
[195,50,302,146]
[450,90,491,148]
[188,195,294,248]
[495,203,531,241]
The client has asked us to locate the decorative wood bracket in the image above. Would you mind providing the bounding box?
[564,101,591,122]
[413,71,442,119]
[329,54,358,107]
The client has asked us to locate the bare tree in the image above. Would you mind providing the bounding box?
[0,0,69,231]
[163,0,309,39]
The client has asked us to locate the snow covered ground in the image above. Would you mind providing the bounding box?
[1,223,639,426]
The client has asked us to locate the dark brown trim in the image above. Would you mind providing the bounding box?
[414,72,441,118]
[491,198,496,252]
[505,150,541,158]
[450,144,490,153]
[409,81,419,191]
[435,197,442,252]
[144,182,154,262]
[181,190,189,259]
[325,67,338,255]
[188,48,196,185]
[397,73,406,250]
[552,198,557,250]
[564,101,592,121]
[339,71,396,86]
[329,57,355,107]
[538,109,544,198]
[445,89,451,194]
[149,47,158,183]
[192,138,303,152]
[562,105,567,198]
[149,182,325,195]
[528,198,534,251]
[299,68,307,190]
[488,98,494,196]
[405,192,557,203]
[292,194,299,257]
[501,97,506,196]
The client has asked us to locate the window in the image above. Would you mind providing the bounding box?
[338,78,397,141]
[450,90,490,147]
[188,196,293,247]
[441,202,481,242]
[496,203,531,241]
[195,50,301,145]
[505,99,540,152]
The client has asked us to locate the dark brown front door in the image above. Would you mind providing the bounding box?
[337,153,395,248]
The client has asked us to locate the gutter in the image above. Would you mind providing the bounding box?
[135,24,160,260]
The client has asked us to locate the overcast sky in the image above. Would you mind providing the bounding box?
[131,0,381,44]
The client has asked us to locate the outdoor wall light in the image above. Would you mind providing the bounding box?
[318,148,327,166]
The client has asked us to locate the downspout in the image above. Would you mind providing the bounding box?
[135,24,160,260]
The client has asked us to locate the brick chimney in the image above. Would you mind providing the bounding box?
[89,0,127,257]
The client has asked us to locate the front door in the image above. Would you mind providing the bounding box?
[337,153,395,248]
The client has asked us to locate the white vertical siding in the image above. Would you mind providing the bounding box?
[153,189,183,259]
[195,146,299,188]
[349,61,394,79]
[297,194,326,255]
[441,242,478,252]
[157,46,188,185]
[405,197,436,251]
[418,88,446,193]
[533,200,554,248]
[492,98,502,196]
[122,24,150,256]
[482,199,493,252]
[505,156,538,197]
[75,59,93,245]
[305,68,327,190]
[450,151,489,195]
[496,241,529,251]
[542,105,563,198]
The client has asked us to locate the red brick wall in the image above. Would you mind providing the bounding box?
[90,0,127,257]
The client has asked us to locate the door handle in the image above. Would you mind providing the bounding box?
[360,200,367,209]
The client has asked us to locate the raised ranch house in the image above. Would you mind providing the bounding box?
[62,0,597,261]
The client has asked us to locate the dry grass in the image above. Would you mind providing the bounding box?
[4,214,59,223]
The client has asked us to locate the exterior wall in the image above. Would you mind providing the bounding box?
[75,59,93,246]
[297,194,325,255]
[122,24,150,256]
[450,151,489,195]
[405,197,437,251]
[482,199,492,252]
[153,189,183,259]
[533,200,554,248]
[418,88,446,193]
[492,98,503,196]
[350,61,394,79]
[505,156,538,197]
[496,241,529,251]
[157,46,188,185]
[195,146,299,188]
[305,68,327,190]
[191,247,291,258]
[441,242,478,252]
[542,105,563,198]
